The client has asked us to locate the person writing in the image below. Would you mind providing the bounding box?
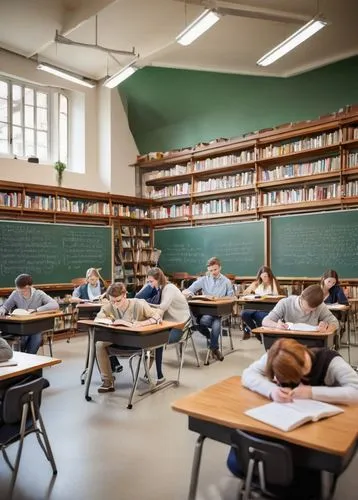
[262,284,339,332]
[0,274,59,354]
[72,268,106,302]
[136,268,190,384]
[95,283,162,393]
[241,265,281,340]
[320,269,348,305]
[182,257,234,361]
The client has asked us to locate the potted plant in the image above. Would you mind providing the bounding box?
[54,161,66,187]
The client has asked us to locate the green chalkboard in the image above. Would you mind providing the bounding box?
[271,210,358,278]
[154,221,265,276]
[0,221,112,287]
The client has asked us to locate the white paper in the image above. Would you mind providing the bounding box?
[286,322,318,331]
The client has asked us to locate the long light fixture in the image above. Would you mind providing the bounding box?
[257,18,327,66]
[103,65,137,88]
[176,9,221,46]
[37,63,96,88]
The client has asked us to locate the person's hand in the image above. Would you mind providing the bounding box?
[277,319,289,329]
[290,384,312,400]
[318,321,329,332]
[270,386,293,403]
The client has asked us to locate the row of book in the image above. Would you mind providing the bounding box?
[143,164,189,182]
[344,181,358,197]
[56,198,111,214]
[112,204,148,218]
[0,191,22,207]
[262,183,340,205]
[193,150,255,171]
[347,152,358,167]
[347,127,358,140]
[261,131,341,159]
[24,195,55,210]
[146,182,191,199]
[151,205,190,219]
[260,157,340,181]
[192,196,256,215]
[195,171,255,192]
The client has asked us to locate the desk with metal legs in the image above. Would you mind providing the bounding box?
[252,326,336,350]
[75,303,102,384]
[172,376,358,500]
[0,312,62,336]
[78,319,184,408]
[238,295,285,313]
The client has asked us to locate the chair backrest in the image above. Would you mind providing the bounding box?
[71,277,86,287]
[2,376,48,424]
[232,429,294,488]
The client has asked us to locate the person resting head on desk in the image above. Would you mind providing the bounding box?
[95,282,163,393]
[0,274,59,354]
[135,267,190,384]
[182,256,234,362]
[72,267,106,303]
[241,265,281,341]
[227,338,358,484]
[262,284,339,333]
[0,337,13,362]
[320,269,348,305]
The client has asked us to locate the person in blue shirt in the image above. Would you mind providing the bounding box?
[320,269,348,305]
[182,256,234,361]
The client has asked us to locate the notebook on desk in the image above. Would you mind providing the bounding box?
[11,308,31,316]
[94,317,134,328]
[286,322,318,332]
[245,399,343,432]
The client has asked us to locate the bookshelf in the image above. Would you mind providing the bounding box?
[134,106,358,224]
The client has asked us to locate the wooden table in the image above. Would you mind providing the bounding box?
[252,326,336,350]
[0,311,63,336]
[75,303,102,383]
[238,295,285,313]
[188,297,236,317]
[0,351,61,382]
[172,376,358,500]
[78,319,184,408]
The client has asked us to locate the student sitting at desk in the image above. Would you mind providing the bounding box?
[320,269,348,305]
[182,257,234,361]
[0,337,13,361]
[95,283,162,393]
[227,338,358,488]
[0,274,59,354]
[72,267,106,302]
[241,265,281,340]
[262,284,339,332]
[136,268,190,384]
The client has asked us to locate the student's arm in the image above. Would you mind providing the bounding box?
[226,279,234,296]
[262,299,288,329]
[310,357,358,404]
[36,291,60,312]
[0,291,17,316]
[134,301,162,326]
[135,284,153,300]
[182,277,204,297]
[0,337,13,361]
[243,281,257,295]
[317,304,339,330]
[96,304,112,319]
[72,285,82,299]
[242,354,278,399]
[336,286,349,305]
[155,284,174,312]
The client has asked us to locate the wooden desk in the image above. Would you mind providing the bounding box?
[188,298,236,317]
[0,351,61,382]
[0,311,63,336]
[172,376,358,500]
[78,319,184,408]
[238,295,285,313]
[253,326,336,350]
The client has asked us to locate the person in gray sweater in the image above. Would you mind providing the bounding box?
[262,284,339,332]
[0,337,13,362]
[139,268,191,384]
[0,274,59,354]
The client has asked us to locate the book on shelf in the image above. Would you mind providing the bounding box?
[245,399,343,432]
[286,322,318,331]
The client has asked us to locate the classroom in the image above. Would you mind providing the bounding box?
[1,1,358,499]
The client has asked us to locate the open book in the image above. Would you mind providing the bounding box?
[94,317,134,328]
[245,399,343,432]
[11,308,31,316]
[286,322,318,332]
[327,303,347,310]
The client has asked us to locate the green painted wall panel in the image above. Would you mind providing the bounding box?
[119,56,358,154]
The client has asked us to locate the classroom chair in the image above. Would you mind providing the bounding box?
[164,319,201,379]
[230,429,324,500]
[41,330,54,357]
[2,334,22,351]
[0,376,57,495]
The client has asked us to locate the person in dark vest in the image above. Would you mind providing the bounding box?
[72,268,106,302]
[227,338,358,496]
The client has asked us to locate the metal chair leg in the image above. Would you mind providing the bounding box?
[189,334,201,367]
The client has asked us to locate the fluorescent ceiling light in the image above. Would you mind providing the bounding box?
[176,9,220,46]
[37,63,96,88]
[103,66,137,88]
[257,18,327,66]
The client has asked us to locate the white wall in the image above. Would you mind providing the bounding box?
[0,49,138,195]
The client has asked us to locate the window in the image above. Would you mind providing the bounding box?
[0,77,68,164]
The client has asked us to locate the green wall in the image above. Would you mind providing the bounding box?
[119,56,358,154]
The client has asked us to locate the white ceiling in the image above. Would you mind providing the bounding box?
[0,0,358,81]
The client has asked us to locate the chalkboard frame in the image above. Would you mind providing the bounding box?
[154,220,266,276]
[0,220,113,288]
[270,209,358,279]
